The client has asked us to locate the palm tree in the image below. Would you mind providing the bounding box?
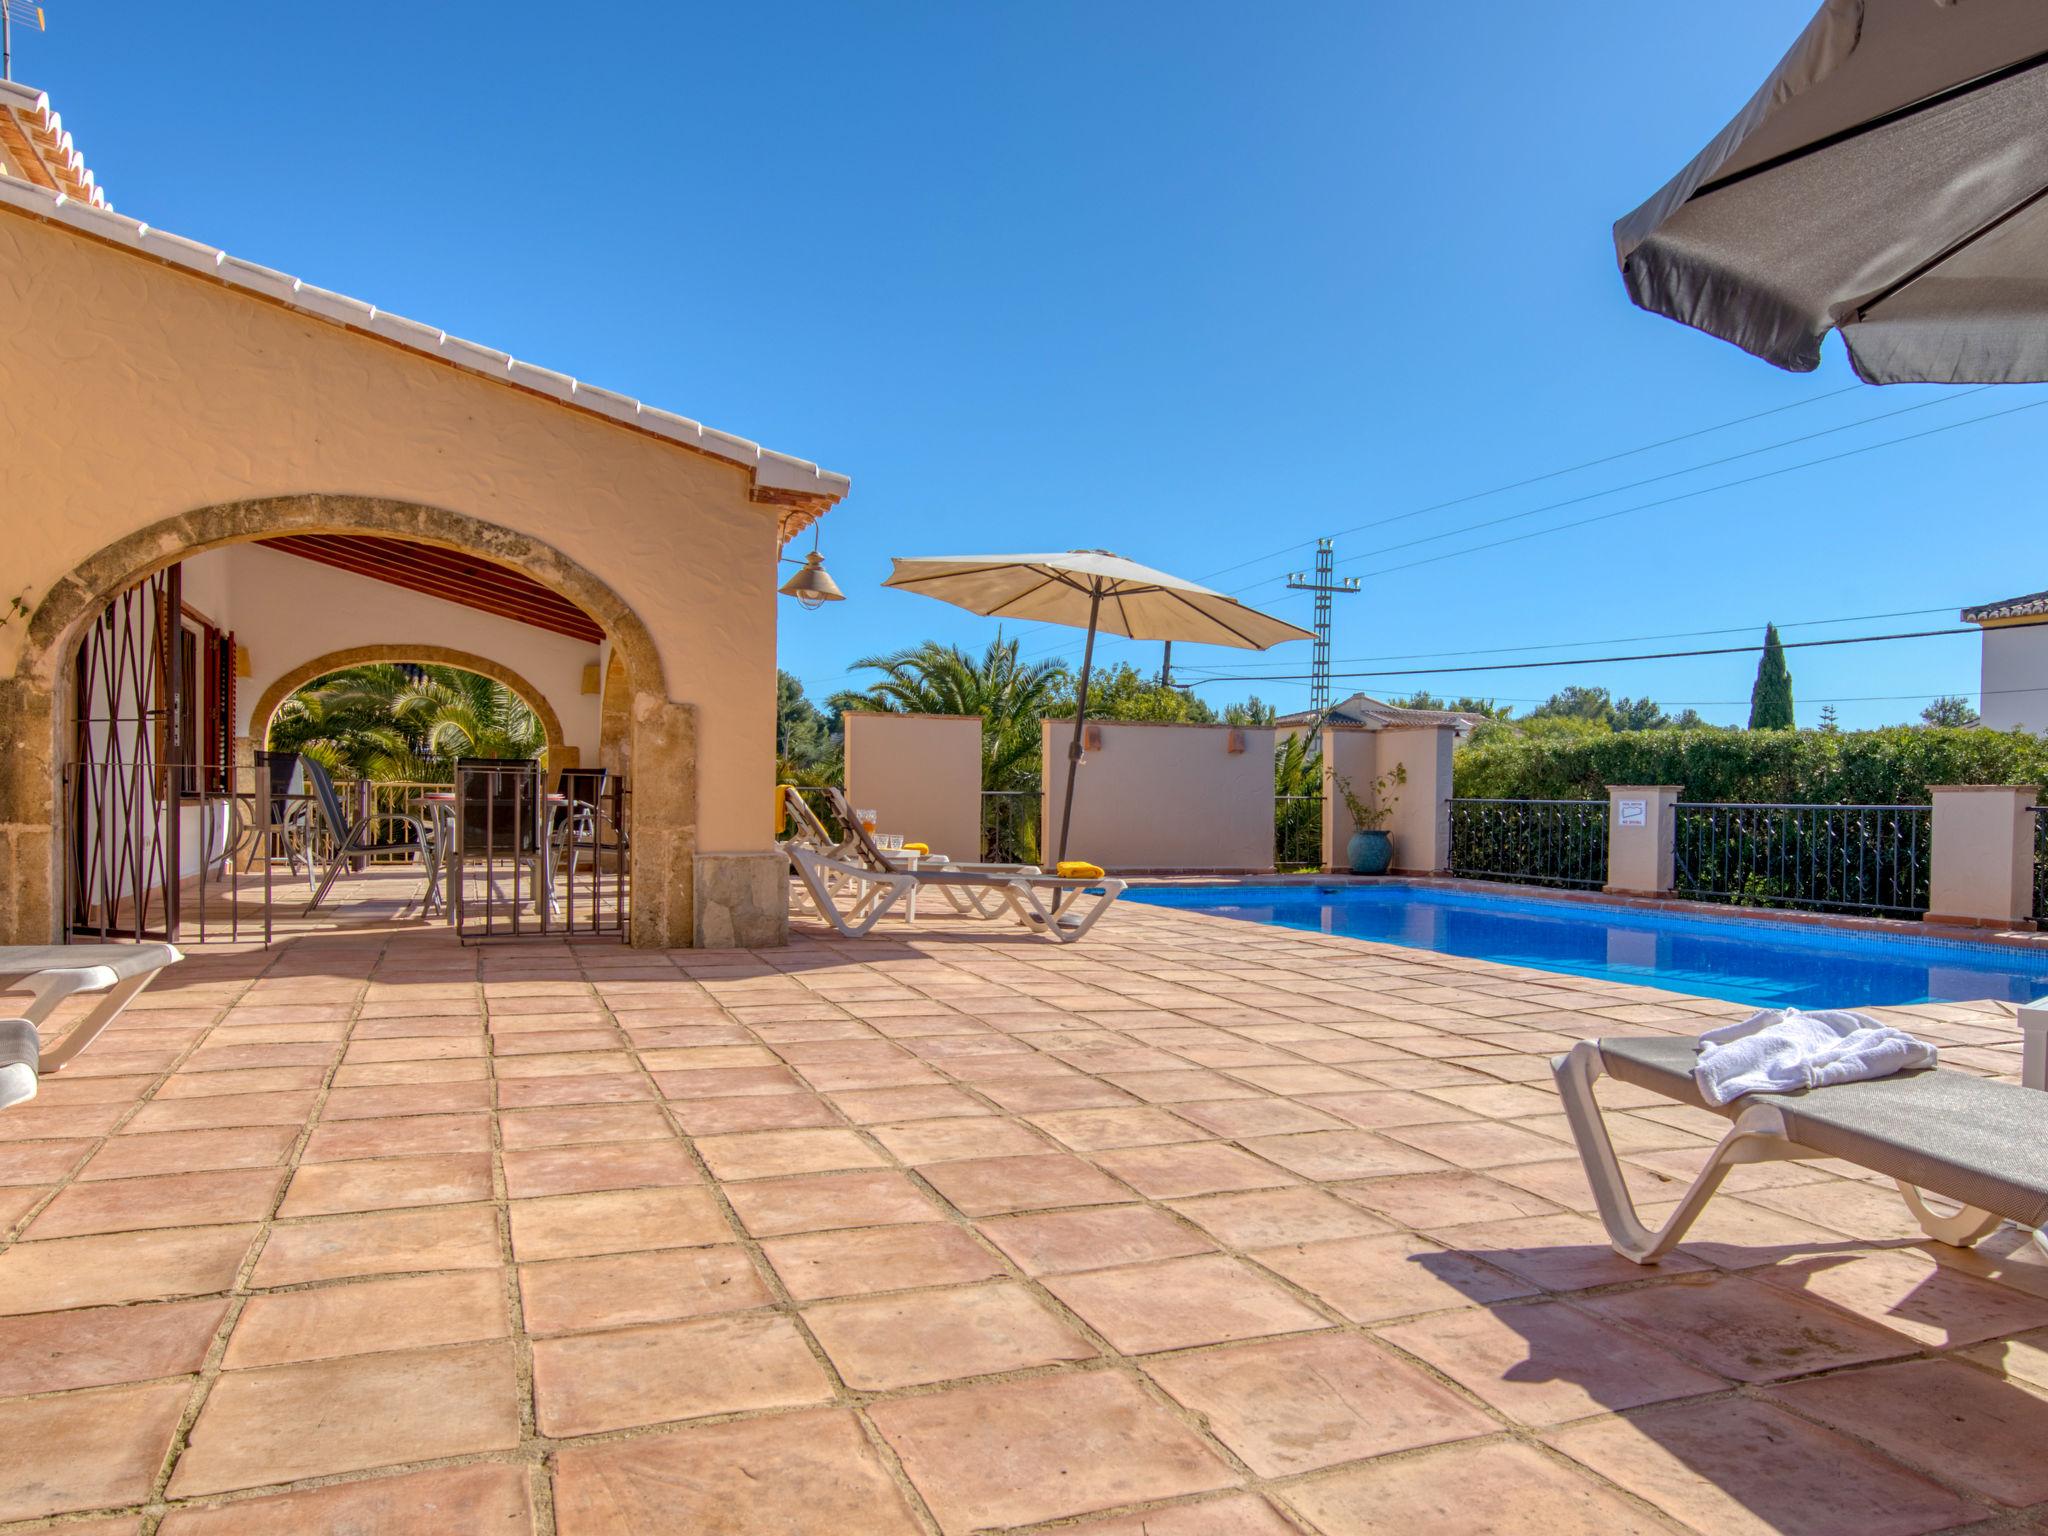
[832,636,1065,794]
[269,664,544,781]
[1273,731,1322,869]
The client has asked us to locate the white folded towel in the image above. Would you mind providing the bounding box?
[1692,1008,1937,1107]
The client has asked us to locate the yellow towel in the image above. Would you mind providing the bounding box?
[1056,860,1106,879]
[902,842,929,855]
[775,784,798,836]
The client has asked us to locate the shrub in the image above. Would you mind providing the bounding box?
[1452,726,2048,805]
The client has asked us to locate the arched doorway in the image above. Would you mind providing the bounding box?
[7,494,698,948]
[251,646,573,770]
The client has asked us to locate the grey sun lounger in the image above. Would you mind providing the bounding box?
[1554,1001,2048,1264]
[0,943,183,1109]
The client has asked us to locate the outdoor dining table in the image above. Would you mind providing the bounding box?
[419,791,568,920]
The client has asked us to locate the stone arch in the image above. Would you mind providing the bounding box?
[4,494,696,947]
[249,645,573,770]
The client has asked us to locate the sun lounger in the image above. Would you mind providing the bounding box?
[785,843,1126,944]
[0,942,183,1108]
[783,787,1038,921]
[1553,1001,2048,1263]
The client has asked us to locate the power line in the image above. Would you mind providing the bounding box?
[1179,616,2046,685]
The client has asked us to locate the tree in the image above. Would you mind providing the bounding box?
[1528,686,1617,727]
[1748,623,1795,729]
[775,671,836,782]
[1920,695,1981,728]
[1057,663,1216,724]
[833,636,1066,791]
[1223,696,1277,726]
[1611,695,1671,732]
[1669,708,1709,730]
[269,664,545,780]
[1818,703,1840,733]
[1386,690,1512,721]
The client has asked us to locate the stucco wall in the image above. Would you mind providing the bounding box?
[843,713,982,863]
[1040,719,1275,872]
[0,209,783,851]
[1980,624,2048,734]
[1318,725,1454,874]
[183,544,603,763]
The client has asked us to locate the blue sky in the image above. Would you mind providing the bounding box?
[30,2,2047,727]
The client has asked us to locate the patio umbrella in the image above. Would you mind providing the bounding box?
[1616,0,2048,382]
[883,550,1314,865]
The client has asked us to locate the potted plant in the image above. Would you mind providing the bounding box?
[1331,763,1405,875]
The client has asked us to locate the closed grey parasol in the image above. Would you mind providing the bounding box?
[883,551,1313,864]
[1616,0,2048,383]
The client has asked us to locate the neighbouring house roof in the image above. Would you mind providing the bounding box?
[0,85,848,541]
[1275,692,1480,733]
[0,81,108,209]
[1962,590,2048,625]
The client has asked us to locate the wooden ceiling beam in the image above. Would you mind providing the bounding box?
[256,535,606,643]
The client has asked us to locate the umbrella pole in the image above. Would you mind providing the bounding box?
[1054,585,1103,868]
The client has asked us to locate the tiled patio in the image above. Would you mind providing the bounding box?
[4,896,2046,1534]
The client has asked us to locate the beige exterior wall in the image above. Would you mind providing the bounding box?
[1040,719,1275,872]
[843,714,983,864]
[1927,785,2040,927]
[1604,785,1682,896]
[0,206,834,945]
[1319,725,1454,874]
[1978,624,2048,735]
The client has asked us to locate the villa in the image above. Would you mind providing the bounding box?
[1963,588,2048,735]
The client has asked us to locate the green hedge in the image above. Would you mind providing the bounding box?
[1452,727,2048,805]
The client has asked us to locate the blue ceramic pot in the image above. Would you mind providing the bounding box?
[1347,829,1393,875]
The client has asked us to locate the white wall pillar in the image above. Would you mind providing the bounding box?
[1605,785,1681,897]
[1375,726,1456,874]
[1927,785,2040,929]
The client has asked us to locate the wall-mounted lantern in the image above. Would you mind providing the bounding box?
[778,527,844,611]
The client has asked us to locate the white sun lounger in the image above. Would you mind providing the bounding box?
[785,844,1126,945]
[1553,1000,2048,1264]
[0,943,184,1109]
[781,787,1038,922]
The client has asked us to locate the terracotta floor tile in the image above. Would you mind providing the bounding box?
[1582,1272,1916,1382]
[552,1407,923,1535]
[0,1379,191,1522]
[519,1244,770,1335]
[870,1369,1235,1533]
[498,1102,673,1148]
[693,1127,888,1181]
[300,1113,493,1163]
[868,1115,1049,1164]
[1167,1186,1392,1248]
[509,1186,730,1260]
[919,1152,1135,1216]
[251,1205,500,1287]
[332,1058,486,1088]
[495,1073,653,1110]
[724,1169,941,1236]
[1054,1494,1300,1535]
[829,1084,992,1122]
[1959,1324,2048,1390]
[1227,1064,1373,1094]
[1625,1192,1845,1268]
[278,1152,494,1218]
[1772,1357,2048,1506]
[1491,1154,1686,1213]
[532,1311,833,1436]
[1336,1169,1565,1228]
[78,1126,298,1182]
[1249,1233,1536,1323]
[1550,1395,1983,1536]
[806,1279,1096,1388]
[652,1064,805,1098]
[666,1092,840,1134]
[172,1341,521,1495]
[1432,1212,1710,1291]
[154,1065,327,1098]
[224,1270,507,1366]
[762,1222,1007,1300]
[157,1463,533,1535]
[1739,1177,1939,1241]
[322,1081,494,1120]
[0,1101,127,1140]
[0,1224,258,1314]
[0,1296,228,1394]
[1383,1118,1571,1168]
[1236,1128,1446,1182]
[1282,1437,1672,1536]
[981,1203,1216,1274]
[1756,1248,2048,1348]
[1146,1330,1492,1476]
[1381,1298,1724,1425]
[1046,1253,1329,1351]
[1027,1105,1209,1150]
[1170,1096,1349,1137]
[0,1136,95,1184]
[29,1167,285,1239]
[1091,1142,1297,1199]
[501,1140,697,1198]
[976,1076,1138,1112]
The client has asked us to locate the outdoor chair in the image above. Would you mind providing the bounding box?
[448,758,557,924]
[550,766,611,872]
[300,758,438,915]
[249,748,309,875]
[0,942,182,1110]
[814,785,1042,921]
[1552,1002,2048,1264]
[784,842,1126,945]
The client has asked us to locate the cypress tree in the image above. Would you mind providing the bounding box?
[1748,623,1795,729]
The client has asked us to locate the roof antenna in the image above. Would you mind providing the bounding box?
[2,2,45,81]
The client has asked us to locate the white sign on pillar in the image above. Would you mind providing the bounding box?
[1617,799,1647,828]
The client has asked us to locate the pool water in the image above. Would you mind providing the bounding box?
[1126,882,2048,1010]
